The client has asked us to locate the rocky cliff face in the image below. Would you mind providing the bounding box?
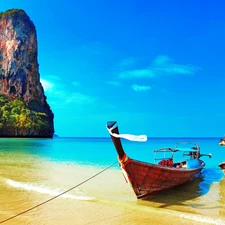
[0,9,54,137]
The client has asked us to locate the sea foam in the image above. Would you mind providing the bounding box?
[180,212,225,225]
[6,179,93,201]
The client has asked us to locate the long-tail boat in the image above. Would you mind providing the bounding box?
[218,136,225,174]
[107,121,212,199]
[218,162,225,174]
[219,136,225,146]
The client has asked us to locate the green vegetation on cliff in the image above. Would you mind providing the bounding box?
[0,9,26,19]
[0,95,52,137]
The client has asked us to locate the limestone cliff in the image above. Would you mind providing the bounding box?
[0,9,54,137]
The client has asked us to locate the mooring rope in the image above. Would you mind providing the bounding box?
[0,161,118,224]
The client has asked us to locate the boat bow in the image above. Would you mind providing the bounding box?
[107,121,126,159]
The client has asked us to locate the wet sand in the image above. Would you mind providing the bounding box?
[1,193,221,225]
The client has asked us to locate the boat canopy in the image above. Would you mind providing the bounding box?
[153,142,200,164]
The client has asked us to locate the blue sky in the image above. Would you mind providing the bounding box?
[1,0,225,137]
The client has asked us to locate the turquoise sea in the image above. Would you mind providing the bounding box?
[0,137,225,224]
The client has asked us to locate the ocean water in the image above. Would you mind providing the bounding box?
[0,137,225,224]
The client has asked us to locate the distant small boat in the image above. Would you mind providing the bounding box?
[107,121,212,199]
[219,136,225,146]
[218,162,225,174]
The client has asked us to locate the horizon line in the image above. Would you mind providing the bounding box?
[54,136,222,139]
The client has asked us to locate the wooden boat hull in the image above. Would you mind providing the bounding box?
[107,121,206,199]
[122,157,204,198]
[219,162,225,175]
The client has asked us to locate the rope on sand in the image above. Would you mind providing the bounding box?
[0,161,118,224]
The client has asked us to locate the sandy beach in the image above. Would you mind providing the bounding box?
[1,163,224,225]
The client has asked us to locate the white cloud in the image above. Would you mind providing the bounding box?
[117,55,200,79]
[118,69,155,79]
[152,55,201,75]
[40,79,54,91]
[152,55,171,65]
[132,84,151,92]
[65,92,95,104]
[41,75,95,109]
